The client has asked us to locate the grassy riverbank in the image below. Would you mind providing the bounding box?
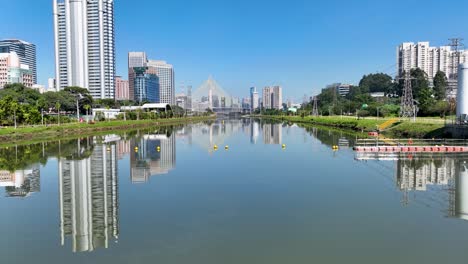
[259,115,446,138]
[0,116,215,143]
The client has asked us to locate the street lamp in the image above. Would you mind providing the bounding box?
[75,93,84,122]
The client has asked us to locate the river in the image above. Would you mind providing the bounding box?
[1,119,468,263]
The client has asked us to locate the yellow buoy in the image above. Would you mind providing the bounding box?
[134,147,139,153]
[282,144,286,149]
[157,146,161,152]
[225,145,229,150]
[214,145,218,150]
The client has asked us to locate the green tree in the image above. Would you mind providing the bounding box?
[433,71,448,100]
[410,68,430,100]
[11,101,18,129]
[418,86,436,115]
[359,73,394,94]
[64,86,93,114]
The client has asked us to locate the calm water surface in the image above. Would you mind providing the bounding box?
[2,119,468,263]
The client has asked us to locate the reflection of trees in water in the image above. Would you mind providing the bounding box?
[301,124,357,147]
[0,125,182,172]
[0,138,93,172]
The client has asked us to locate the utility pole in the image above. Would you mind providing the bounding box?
[312,96,319,116]
[400,71,417,120]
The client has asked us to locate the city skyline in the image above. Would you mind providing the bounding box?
[3,0,468,100]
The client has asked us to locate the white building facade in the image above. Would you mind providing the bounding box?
[397,41,468,80]
[147,60,175,105]
[53,0,116,99]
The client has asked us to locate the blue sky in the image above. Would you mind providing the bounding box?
[1,0,468,101]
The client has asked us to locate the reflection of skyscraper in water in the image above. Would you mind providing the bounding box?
[176,125,193,145]
[130,133,176,183]
[263,123,282,145]
[0,166,40,198]
[117,140,131,159]
[251,121,259,144]
[59,144,119,253]
[397,158,456,191]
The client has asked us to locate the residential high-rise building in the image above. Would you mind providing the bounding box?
[115,76,129,100]
[53,0,116,99]
[250,87,259,111]
[147,60,175,105]
[262,86,282,110]
[397,41,468,80]
[0,52,33,88]
[130,67,159,103]
[0,39,37,84]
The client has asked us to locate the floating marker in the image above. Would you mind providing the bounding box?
[225,145,229,150]
[282,144,286,149]
[214,145,218,150]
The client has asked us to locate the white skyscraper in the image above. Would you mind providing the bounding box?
[147,60,175,105]
[250,87,259,111]
[53,0,116,99]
